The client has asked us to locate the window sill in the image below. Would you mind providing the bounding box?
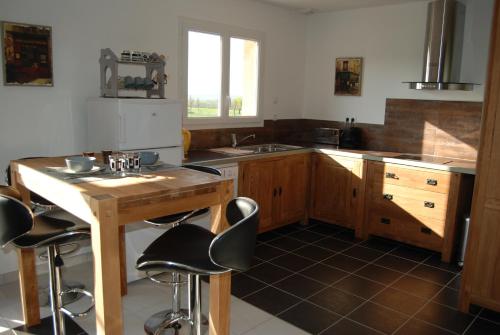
[183,119,264,130]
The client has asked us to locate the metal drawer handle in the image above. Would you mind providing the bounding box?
[424,201,435,208]
[427,179,438,186]
[380,218,391,225]
[383,194,394,201]
[385,172,399,179]
[420,227,432,235]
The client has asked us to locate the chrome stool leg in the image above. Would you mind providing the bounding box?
[48,245,65,335]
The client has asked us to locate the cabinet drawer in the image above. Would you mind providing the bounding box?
[367,210,444,252]
[372,162,452,194]
[370,182,449,222]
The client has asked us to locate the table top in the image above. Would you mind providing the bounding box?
[11,156,230,224]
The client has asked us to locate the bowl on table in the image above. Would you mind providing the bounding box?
[139,151,159,165]
[65,156,96,172]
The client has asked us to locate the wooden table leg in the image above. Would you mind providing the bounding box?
[90,195,123,334]
[11,175,41,327]
[209,180,233,335]
[119,225,128,296]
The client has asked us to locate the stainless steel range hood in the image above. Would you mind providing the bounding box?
[405,0,476,91]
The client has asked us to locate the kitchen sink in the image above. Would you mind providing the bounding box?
[238,143,303,153]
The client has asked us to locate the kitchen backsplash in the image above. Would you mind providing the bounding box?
[188,99,483,161]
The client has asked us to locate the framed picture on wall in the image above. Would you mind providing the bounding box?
[334,57,362,96]
[2,21,53,86]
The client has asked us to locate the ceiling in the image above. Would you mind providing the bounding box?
[254,0,429,13]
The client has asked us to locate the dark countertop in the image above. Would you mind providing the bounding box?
[183,144,477,175]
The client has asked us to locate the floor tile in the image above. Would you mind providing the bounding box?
[253,244,287,261]
[243,316,309,335]
[314,237,353,252]
[266,236,305,252]
[308,286,365,315]
[432,287,459,309]
[245,262,293,284]
[293,244,335,261]
[321,318,382,335]
[231,273,267,298]
[415,301,475,334]
[479,308,500,324]
[355,264,403,285]
[446,275,461,290]
[394,318,455,335]
[243,286,300,315]
[256,231,281,243]
[287,230,325,243]
[390,275,443,299]
[465,317,500,335]
[359,237,399,252]
[333,275,385,299]
[229,297,273,335]
[332,229,361,242]
[322,254,368,272]
[349,301,408,334]
[342,246,384,262]
[270,253,314,272]
[424,254,462,273]
[299,263,349,285]
[408,264,456,285]
[278,301,340,334]
[374,254,419,273]
[273,223,308,235]
[306,223,342,236]
[371,287,427,316]
[273,274,326,299]
[389,245,433,262]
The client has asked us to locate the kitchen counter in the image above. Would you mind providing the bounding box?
[184,145,477,175]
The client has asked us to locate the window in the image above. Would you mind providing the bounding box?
[180,18,263,127]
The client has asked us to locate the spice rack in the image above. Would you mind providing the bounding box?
[99,48,166,98]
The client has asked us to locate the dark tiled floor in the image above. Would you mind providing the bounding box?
[233,221,500,335]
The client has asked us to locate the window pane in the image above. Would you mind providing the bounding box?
[188,31,221,118]
[229,38,259,117]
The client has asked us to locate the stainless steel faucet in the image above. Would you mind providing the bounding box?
[231,133,256,148]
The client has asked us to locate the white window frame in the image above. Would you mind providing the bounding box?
[179,17,265,129]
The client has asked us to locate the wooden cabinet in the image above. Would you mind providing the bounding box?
[460,1,500,314]
[309,153,365,232]
[238,154,310,232]
[364,161,473,262]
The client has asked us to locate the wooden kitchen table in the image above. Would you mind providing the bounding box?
[10,157,233,335]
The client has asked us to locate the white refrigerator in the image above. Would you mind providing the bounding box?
[87,98,183,282]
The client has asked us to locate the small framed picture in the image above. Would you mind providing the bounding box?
[2,21,53,86]
[334,57,362,96]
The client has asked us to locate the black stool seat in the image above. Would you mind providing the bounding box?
[137,224,226,275]
[13,209,90,249]
[146,208,209,225]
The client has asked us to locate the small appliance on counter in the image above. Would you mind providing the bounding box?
[340,118,362,149]
[313,128,340,147]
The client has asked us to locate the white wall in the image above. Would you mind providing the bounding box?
[0,0,306,275]
[302,0,494,124]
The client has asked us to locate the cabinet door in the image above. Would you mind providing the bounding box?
[275,154,310,225]
[310,154,363,228]
[238,159,276,232]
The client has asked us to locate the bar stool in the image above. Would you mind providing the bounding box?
[141,165,221,335]
[0,186,94,335]
[137,197,259,335]
[5,158,86,306]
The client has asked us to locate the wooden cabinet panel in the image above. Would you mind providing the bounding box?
[369,182,449,222]
[276,154,310,225]
[372,162,452,194]
[239,159,276,231]
[239,154,310,232]
[460,1,500,313]
[309,153,364,229]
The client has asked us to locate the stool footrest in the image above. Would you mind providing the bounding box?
[59,288,95,318]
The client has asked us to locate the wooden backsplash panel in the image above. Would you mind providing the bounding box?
[382,99,483,160]
[187,99,482,160]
